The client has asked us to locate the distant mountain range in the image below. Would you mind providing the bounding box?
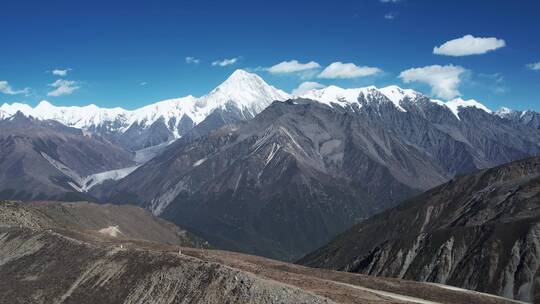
[1,70,540,262]
[0,113,134,200]
[299,156,540,303]
[3,69,538,151]
[1,70,289,151]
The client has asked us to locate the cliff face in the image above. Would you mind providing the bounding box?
[299,157,540,303]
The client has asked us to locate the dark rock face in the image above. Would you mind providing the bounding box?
[299,157,540,303]
[0,114,134,200]
[96,98,540,261]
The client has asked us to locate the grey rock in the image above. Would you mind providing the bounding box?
[299,156,540,303]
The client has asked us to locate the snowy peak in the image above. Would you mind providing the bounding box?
[0,70,290,138]
[379,85,421,105]
[302,85,375,106]
[300,84,500,120]
[302,85,422,112]
[445,98,492,119]
[202,69,290,111]
[0,102,34,119]
[490,107,538,120]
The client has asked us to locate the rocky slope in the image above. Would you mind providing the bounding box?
[0,200,208,247]
[95,94,540,260]
[0,114,134,200]
[0,200,518,304]
[299,157,540,303]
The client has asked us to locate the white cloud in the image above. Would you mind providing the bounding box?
[0,81,30,95]
[52,68,71,76]
[267,60,321,74]
[212,57,239,67]
[140,82,148,86]
[292,81,326,95]
[47,79,80,97]
[318,62,382,79]
[433,35,506,56]
[185,56,200,64]
[526,62,540,70]
[384,12,397,19]
[399,64,466,100]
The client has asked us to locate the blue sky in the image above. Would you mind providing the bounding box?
[1,0,539,111]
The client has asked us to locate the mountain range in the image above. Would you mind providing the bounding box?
[1,70,540,262]
[0,70,289,151]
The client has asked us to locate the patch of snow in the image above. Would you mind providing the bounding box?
[379,85,421,111]
[445,98,492,120]
[302,85,374,108]
[192,158,206,167]
[41,152,139,192]
[133,140,174,163]
[67,181,83,192]
[399,233,426,279]
[265,143,281,166]
[496,107,515,117]
[41,152,84,187]
[81,165,140,191]
[420,206,433,233]
[150,180,189,215]
[430,99,447,107]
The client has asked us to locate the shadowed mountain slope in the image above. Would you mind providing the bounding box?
[299,157,540,303]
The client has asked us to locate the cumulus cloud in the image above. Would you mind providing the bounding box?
[212,57,239,67]
[185,56,200,64]
[433,35,506,56]
[267,60,321,74]
[0,81,30,95]
[292,81,326,95]
[399,64,466,99]
[318,62,382,79]
[52,68,71,76]
[47,79,80,97]
[526,62,540,70]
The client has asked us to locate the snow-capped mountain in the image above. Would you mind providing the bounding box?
[0,69,290,150]
[496,107,540,130]
[300,85,493,120]
[94,87,540,260]
[2,69,536,151]
[1,68,540,261]
[300,85,418,112]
